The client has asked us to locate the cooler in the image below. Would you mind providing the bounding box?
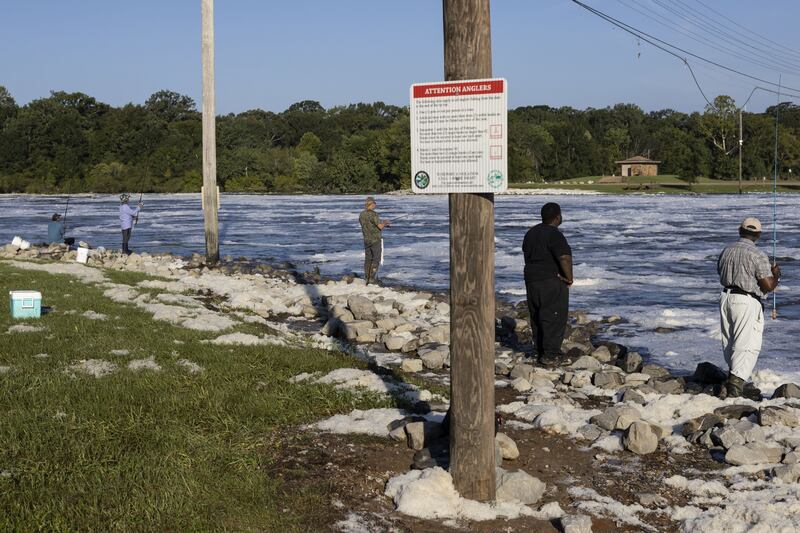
[9,291,42,319]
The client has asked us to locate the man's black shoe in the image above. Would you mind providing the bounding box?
[538,353,560,367]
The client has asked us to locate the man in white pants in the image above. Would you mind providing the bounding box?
[717,217,781,398]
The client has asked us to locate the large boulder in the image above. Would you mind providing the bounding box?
[682,413,722,437]
[560,515,593,533]
[772,383,800,400]
[711,425,746,449]
[495,432,520,460]
[590,345,613,363]
[339,320,375,341]
[421,324,450,345]
[510,363,534,381]
[725,444,769,466]
[419,345,449,370]
[616,351,643,374]
[347,295,377,321]
[714,404,757,420]
[495,468,545,505]
[624,421,658,455]
[641,364,670,379]
[759,406,800,427]
[590,407,622,431]
[570,356,601,372]
[593,371,623,390]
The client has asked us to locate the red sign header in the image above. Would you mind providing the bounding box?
[413,79,504,99]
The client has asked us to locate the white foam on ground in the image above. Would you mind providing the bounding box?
[81,310,107,320]
[7,324,44,333]
[67,359,118,378]
[177,359,204,374]
[568,486,655,531]
[127,357,161,372]
[313,408,444,437]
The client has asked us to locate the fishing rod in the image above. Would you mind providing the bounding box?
[388,214,410,223]
[62,194,71,230]
[771,76,781,320]
[134,178,145,227]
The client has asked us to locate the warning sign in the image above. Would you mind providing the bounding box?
[410,78,507,194]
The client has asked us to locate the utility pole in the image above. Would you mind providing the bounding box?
[738,108,743,195]
[201,0,220,263]
[443,0,496,502]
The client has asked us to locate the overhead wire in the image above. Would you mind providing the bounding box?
[570,0,800,98]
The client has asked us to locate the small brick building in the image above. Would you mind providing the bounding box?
[616,155,660,177]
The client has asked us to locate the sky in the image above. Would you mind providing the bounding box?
[2,0,800,115]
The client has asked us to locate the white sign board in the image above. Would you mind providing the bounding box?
[410,78,507,193]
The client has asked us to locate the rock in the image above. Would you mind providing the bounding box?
[577,424,603,441]
[561,371,574,385]
[495,361,511,376]
[638,493,668,508]
[590,407,621,431]
[569,356,601,371]
[652,378,684,395]
[752,442,784,463]
[641,364,670,379]
[529,375,555,390]
[560,514,593,533]
[759,406,800,427]
[624,421,658,455]
[682,414,722,437]
[495,468,546,505]
[692,361,728,384]
[742,383,763,401]
[772,383,800,400]
[725,444,769,465]
[347,295,377,321]
[401,338,419,353]
[622,388,646,405]
[401,359,423,373]
[614,407,642,430]
[355,328,381,343]
[734,419,766,443]
[412,448,437,470]
[418,345,449,370]
[714,404,758,420]
[389,425,407,442]
[711,426,746,449]
[511,377,532,392]
[569,371,593,388]
[624,372,651,386]
[495,432,520,460]
[687,428,715,448]
[376,318,397,331]
[500,315,528,333]
[783,451,800,464]
[593,371,623,390]
[590,345,613,363]
[404,421,442,451]
[320,317,341,336]
[422,324,449,345]
[385,333,413,351]
[340,320,375,341]
[772,464,800,483]
[436,302,450,315]
[648,423,671,440]
[510,363,534,381]
[616,351,643,374]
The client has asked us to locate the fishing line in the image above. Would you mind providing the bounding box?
[771,75,780,320]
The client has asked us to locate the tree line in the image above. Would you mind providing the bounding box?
[1,86,799,194]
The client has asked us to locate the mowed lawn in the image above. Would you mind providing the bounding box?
[510,175,800,194]
[0,262,389,530]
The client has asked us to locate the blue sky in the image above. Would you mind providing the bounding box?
[2,1,799,114]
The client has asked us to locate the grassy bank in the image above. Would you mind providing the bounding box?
[511,175,800,194]
[0,262,390,530]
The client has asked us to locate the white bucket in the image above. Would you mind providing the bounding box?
[76,247,89,264]
[19,239,30,250]
[11,236,22,248]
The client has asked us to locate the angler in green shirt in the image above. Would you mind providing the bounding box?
[359,196,390,285]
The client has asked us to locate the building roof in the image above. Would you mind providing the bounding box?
[615,155,661,164]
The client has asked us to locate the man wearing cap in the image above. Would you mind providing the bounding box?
[359,197,390,285]
[47,213,75,246]
[523,202,573,367]
[119,193,144,255]
[717,217,781,398]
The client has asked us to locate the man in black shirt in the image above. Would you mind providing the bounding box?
[522,202,573,366]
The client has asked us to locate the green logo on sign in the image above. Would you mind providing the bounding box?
[414,171,430,189]
[488,170,503,189]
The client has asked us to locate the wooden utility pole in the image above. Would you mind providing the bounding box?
[738,108,743,195]
[443,0,496,501]
[201,0,220,263]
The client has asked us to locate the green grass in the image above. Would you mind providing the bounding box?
[0,262,392,530]
[510,175,800,194]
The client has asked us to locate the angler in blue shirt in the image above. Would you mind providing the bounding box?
[119,193,143,255]
[47,213,75,246]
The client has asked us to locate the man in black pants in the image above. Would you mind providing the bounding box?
[522,202,573,366]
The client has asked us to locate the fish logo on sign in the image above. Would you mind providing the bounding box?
[487,170,504,189]
[414,171,430,189]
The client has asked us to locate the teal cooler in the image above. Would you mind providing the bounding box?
[9,291,42,319]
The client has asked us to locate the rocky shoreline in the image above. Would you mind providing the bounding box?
[4,241,800,530]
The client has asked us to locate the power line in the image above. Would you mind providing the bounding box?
[693,0,800,63]
[653,0,800,73]
[570,0,800,96]
[614,0,800,76]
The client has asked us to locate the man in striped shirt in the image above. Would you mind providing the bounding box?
[717,217,781,398]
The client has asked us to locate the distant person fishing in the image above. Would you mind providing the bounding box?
[119,193,144,255]
[358,196,391,286]
[47,196,75,246]
[716,217,781,398]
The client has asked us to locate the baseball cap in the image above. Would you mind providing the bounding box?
[740,217,762,232]
[365,196,376,206]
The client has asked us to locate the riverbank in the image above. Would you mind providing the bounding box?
[3,243,800,530]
